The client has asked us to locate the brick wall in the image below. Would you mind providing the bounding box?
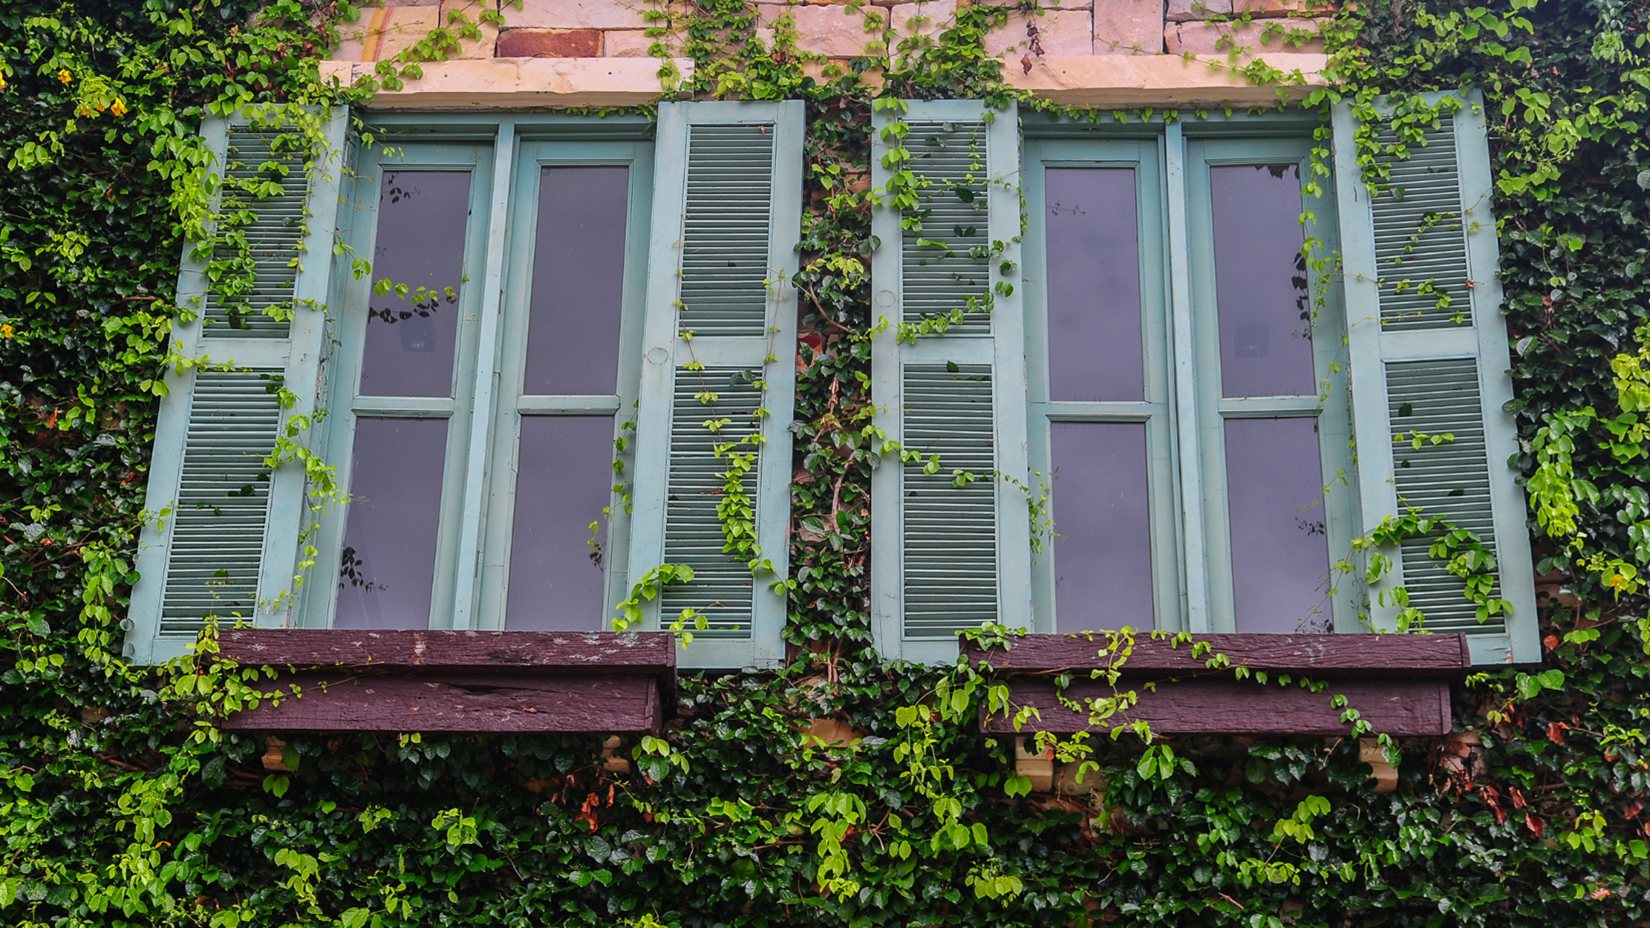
[330,0,1327,69]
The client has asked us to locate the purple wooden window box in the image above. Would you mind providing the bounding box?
[965,633,1471,738]
[213,630,675,735]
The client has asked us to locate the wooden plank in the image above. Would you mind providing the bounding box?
[449,119,516,632]
[222,672,662,734]
[1162,120,1211,632]
[964,632,1470,676]
[216,629,675,674]
[987,677,1452,738]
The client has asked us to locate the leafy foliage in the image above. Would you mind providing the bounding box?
[2,0,1649,925]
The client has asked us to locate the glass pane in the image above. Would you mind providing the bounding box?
[359,171,471,397]
[1211,164,1314,398]
[1225,417,1331,633]
[506,416,617,631]
[1051,422,1154,631]
[1045,168,1144,402]
[523,166,630,396]
[336,418,448,629]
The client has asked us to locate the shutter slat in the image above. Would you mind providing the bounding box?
[902,363,999,637]
[157,370,283,636]
[677,123,776,338]
[203,129,314,338]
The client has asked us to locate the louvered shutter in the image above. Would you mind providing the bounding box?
[627,101,803,670]
[1333,91,1539,666]
[869,100,1031,664]
[125,109,349,664]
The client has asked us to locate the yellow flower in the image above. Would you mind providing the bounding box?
[57,69,71,84]
[0,72,7,91]
[111,99,127,117]
[1,324,13,339]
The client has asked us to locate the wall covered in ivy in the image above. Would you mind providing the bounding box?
[1,0,1648,925]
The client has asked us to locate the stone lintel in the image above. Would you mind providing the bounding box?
[1006,52,1327,106]
[317,57,688,107]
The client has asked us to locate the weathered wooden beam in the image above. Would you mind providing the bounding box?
[216,629,674,674]
[221,672,663,734]
[964,633,1470,678]
[987,677,1453,738]
[211,630,676,734]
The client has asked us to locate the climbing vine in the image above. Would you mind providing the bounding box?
[2,0,1650,925]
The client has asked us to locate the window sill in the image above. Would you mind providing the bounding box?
[214,630,675,735]
[964,633,1469,738]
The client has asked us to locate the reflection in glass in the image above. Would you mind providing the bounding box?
[360,171,471,397]
[506,416,616,630]
[336,418,447,629]
[1051,423,1154,631]
[523,167,630,396]
[1211,164,1314,398]
[1045,168,1144,402]
[1225,417,1331,633]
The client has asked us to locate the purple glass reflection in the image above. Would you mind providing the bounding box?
[1225,417,1331,633]
[336,418,447,629]
[1045,168,1144,402]
[1210,164,1314,398]
[1051,423,1154,631]
[359,171,471,398]
[523,167,630,396]
[506,416,616,630]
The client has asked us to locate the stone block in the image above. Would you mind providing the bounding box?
[1094,0,1164,54]
[498,26,603,56]
[986,9,1093,58]
[1006,52,1326,106]
[1165,17,1327,54]
[602,28,656,56]
[1236,0,1332,15]
[441,0,499,58]
[334,5,443,62]
[326,56,690,106]
[1167,0,1230,20]
[509,0,651,30]
[761,4,883,58]
[801,58,886,88]
[1044,0,1095,8]
[888,0,957,42]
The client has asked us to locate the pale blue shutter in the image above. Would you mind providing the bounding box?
[1333,91,1539,666]
[869,100,1031,664]
[125,109,349,664]
[627,101,804,669]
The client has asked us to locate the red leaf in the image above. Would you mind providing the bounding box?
[1543,634,1560,650]
[1547,722,1568,745]
[1525,813,1544,837]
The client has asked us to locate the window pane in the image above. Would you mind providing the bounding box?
[336,418,447,629]
[523,166,630,396]
[1225,417,1331,633]
[359,171,470,398]
[1045,168,1144,402]
[1051,422,1154,631]
[1211,164,1314,398]
[506,416,616,631]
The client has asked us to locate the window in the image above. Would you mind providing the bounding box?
[126,103,804,670]
[871,94,1539,667]
[1023,129,1359,637]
